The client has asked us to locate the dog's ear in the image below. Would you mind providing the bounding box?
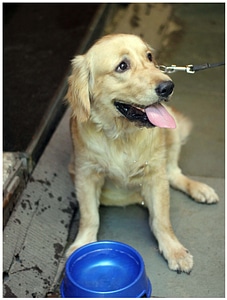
[66,55,91,123]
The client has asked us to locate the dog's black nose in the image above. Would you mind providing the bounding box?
[155,81,174,98]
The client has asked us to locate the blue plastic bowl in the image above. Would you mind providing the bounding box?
[60,240,152,298]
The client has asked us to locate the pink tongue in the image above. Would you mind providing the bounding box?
[145,103,176,128]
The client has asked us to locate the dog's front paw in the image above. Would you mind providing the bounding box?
[65,244,80,258]
[167,247,193,274]
[65,238,97,258]
[161,242,193,273]
[190,182,219,204]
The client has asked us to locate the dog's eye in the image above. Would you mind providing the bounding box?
[116,61,130,73]
[147,52,152,62]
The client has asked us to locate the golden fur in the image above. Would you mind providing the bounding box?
[66,34,219,273]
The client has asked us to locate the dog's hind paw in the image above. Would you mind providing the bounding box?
[190,182,219,204]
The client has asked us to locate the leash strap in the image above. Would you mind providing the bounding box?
[191,62,225,72]
[157,62,225,74]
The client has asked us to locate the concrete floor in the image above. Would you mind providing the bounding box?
[3,3,224,298]
[99,3,225,297]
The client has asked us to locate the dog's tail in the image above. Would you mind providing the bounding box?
[178,115,193,145]
[171,107,193,145]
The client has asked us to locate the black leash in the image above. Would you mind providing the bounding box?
[157,62,225,74]
[190,62,225,72]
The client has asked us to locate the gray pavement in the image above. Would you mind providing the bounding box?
[3,3,225,298]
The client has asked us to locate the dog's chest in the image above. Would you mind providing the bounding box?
[107,149,149,182]
[88,131,165,185]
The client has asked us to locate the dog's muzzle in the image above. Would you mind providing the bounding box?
[114,81,176,129]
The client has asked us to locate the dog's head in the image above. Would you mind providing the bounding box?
[66,34,176,133]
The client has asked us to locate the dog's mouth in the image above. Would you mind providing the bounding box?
[114,101,176,128]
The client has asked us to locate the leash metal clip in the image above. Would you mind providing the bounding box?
[157,62,224,74]
[157,64,195,74]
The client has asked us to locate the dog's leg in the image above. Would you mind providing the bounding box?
[66,171,105,257]
[169,169,219,203]
[142,169,193,273]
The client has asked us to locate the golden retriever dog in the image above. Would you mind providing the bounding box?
[65,34,219,273]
